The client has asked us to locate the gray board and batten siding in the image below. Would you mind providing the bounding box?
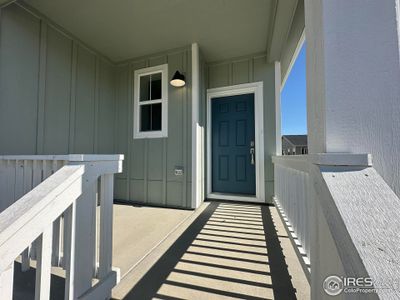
[206,54,279,203]
[0,3,278,208]
[114,47,195,209]
[0,4,115,157]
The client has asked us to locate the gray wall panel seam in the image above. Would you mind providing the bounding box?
[36,20,47,155]
[228,63,233,86]
[68,42,78,153]
[113,66,117,154]
[251,58,255,82]
[126,63,133,199]
[143,59,149,204]
[182,50,188,207]
[93,57,100,153]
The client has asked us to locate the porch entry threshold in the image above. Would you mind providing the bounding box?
[207,192,263,203]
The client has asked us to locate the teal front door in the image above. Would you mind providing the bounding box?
[211,93,256,195]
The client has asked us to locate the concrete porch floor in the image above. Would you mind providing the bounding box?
[112,201,310,300]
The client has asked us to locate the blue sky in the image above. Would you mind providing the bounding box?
[281,44,307,135]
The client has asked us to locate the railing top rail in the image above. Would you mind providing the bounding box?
[0,154,124,162]
[0,165,84,262]
[272,153,372,172]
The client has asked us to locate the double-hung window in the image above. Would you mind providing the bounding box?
[134,64,168,138]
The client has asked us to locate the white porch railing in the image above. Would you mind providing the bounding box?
[0,154,123,300]
[273,156,311,279]
[273,154,400,299]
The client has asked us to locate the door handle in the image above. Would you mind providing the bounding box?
[250,145,255,165]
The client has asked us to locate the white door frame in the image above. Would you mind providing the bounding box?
[207,82,265,203]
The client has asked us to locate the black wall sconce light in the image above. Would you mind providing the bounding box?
[170,71,185,87]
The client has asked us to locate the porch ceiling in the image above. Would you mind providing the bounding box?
[25,0,297,63]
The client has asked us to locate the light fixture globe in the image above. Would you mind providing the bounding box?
[170,70,185,87]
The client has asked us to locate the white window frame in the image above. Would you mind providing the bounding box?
[133,64,168,139]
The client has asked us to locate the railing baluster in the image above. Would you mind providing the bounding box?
[52,217,62,267]
[52,159,62,268]
[98,174,114,284]
[74,181,97,298]
[0,263,14,300]
[15,159,30,271]
[14,159,24,204]
[0,155,123,300]
[21,160,34,271]
[21,248,30,272]
[31,160,43,261]
[64,203,76,300]
[35,227,53,300]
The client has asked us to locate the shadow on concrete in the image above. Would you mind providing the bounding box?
[121,201,297,300]
[261,204,297,299]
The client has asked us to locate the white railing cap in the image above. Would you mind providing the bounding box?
[0,165,84,247]
[0,154,124,162]
[272,153,372,172]
[66,154,124,162]
[308,153,372,166]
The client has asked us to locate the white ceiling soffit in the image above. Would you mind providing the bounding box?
[26,0,299,63]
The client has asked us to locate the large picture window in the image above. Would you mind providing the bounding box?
[134,64,168,138]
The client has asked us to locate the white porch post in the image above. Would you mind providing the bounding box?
[191,42,202,209]
[305,0,400,298]
[305,0,400,195]
[274,61,282,156]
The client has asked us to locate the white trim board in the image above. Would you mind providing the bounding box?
[206,82,265,203]
[191,43,202,209]
[281,29,305,92]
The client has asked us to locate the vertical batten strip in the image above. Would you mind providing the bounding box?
[36,21,48,155]
[143,60,149,204]
[182,51,187,207]
[93,57,100,153]
[34,227,53,300]
[143,140,148,204]
[127,63,133,199]
[68,43,78,153]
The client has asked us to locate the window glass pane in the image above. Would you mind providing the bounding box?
[140,75,151,101]
[140,103,162,132]
[150,73,162,100]
[140,105,151,131]
[151,103,162,130]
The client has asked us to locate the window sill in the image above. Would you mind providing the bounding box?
[133,131,168,139]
